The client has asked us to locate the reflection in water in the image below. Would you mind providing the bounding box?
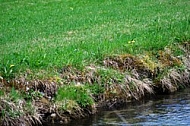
[66,89,190,126]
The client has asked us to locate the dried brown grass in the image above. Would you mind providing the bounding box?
[125,74,154,99]
[0,99,42,126]
[159,67,190,93]
[10,78,57,99]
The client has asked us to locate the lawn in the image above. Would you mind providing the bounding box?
[1,0,189,78]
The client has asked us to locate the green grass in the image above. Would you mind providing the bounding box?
[0,0,190,78]
[56,84,95,107]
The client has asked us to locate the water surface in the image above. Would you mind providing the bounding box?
[67,88,190,126]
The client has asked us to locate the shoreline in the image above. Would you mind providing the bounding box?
[0,42,190,125]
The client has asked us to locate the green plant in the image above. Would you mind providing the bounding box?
[97,68,124,85]
[0,88,24,118]
[10,87,21,101]
[0,64,16,80]
[85,83,104,96]
[0,89,4,97]
[24,101,36,115]
[22,90,42,101]
[56,84,94,107]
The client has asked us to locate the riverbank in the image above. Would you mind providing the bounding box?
[1,0,190,125]
[65,88,190,126]
[0,42,189,125]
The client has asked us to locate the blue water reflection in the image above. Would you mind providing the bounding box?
[67,88,190,126]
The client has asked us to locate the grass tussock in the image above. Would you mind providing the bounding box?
[125,75,154,100]
[158,68,190,93]
[0,88,42,126]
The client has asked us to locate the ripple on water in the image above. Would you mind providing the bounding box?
[64,89,190,126]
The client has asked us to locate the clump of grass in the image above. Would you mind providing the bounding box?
[156,67,190,93]
[56,84,94,108]
[55,84,96,120]
[125,75,154,100]
[103,42,190,95]
[0,64,17,80]
[0,87,42,126]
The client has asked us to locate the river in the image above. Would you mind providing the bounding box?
[65,88,190,126]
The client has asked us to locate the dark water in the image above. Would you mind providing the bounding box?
[66,88,190,126]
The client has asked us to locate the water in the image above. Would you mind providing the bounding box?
[67,88,190,126]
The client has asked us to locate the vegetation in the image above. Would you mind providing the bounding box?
[0,88,41,126]
[56,84,94,107]
[1,0,189,75]
[0,0,190,125]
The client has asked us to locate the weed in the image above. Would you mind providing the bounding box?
[10,87,21,101]
[97,68,124,85]
[0,89,4,97]
[22,89,43,101]
[0,64,16,80]
[0,87,42,125]
[56,84,94,108]
[85,83,104,96]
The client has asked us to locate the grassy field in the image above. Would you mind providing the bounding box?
[1,0,189,78]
